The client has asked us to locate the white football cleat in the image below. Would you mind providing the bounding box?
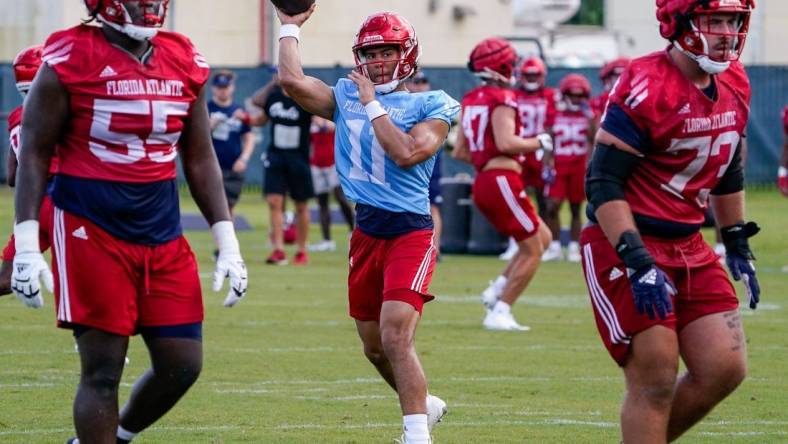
[498,238,518,261]
[541,246,563,262]
[426,394,447,431]
[567,243,582,263]
[481,281,501,310]
[395,435,432,444]
[483,310,530,331]
[308,239,337,252]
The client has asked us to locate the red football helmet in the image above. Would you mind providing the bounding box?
[559,74,591,97]
[467,37,518,83]
[84,0,169,40]
[352,12,420,93]
[599,57,630,82]
[656,0,754,73]
[518,57,547,92]
[13,45,44,96]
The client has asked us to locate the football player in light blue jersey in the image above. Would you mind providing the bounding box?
[276,5,459,443]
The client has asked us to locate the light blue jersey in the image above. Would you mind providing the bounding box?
[333,78,460,215]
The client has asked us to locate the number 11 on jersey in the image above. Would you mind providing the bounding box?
[347,119,389,186]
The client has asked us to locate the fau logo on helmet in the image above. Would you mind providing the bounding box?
[656,0,755,73]
[13,45,44,96]
[352,12,420,94]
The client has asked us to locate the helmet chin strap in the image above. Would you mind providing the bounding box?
[97,8,159,41]
[524,82,541,92]
[673,41,730,75]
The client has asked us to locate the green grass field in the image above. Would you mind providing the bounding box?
[0,187,786,443]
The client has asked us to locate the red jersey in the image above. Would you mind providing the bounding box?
[7,105,60,175]
[7,106,22,158]
[514,87,557,138]
[553,107,592,167]
[461,85,521,171]
[310,124,335,168]
[590,90,611,120]
[604,49,750,225]
[782,106,788,135]
[42,25,209,183]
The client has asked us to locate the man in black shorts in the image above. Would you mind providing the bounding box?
[250,73,314,265]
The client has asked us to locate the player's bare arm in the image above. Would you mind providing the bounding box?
[452,111,473,164]
[349,70,448,167]
[246,78,276,126]
[491,106,542,154]
[15,64,66,222]
[180,87,232,224]
[6,151,17,188]
[276,4,336,120]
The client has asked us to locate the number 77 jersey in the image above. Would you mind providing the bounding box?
[332,78,459,215]
[42,25,209,183]
[602,50,751,225]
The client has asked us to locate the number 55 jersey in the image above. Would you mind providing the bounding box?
[599,49,750,229]
[332,78,459,216]
[43,24,209,244]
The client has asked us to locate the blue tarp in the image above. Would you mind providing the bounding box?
[2,64,785,185]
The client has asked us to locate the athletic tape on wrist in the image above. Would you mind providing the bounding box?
[14,220,40,253]
[365,100,388,121]
[279,24,300,42]
[211,221,240,255]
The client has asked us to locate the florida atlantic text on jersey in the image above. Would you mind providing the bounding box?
[42,24,209,244]
[332,79,459,215]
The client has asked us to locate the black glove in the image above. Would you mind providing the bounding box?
[721,222,760,309]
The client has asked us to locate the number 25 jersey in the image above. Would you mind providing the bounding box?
[602,49,750,225]
[333,79,459,216]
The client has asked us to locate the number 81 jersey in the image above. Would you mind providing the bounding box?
[603,50,751,225]
[42,25,209,183]
[333,79,459,215]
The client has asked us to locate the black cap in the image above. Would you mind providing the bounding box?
[212,71,235,87]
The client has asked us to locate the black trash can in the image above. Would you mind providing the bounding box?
[439,176,473,254]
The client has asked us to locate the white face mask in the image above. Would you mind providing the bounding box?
[97,5,160,41]
[674,22,732,75]
[374,79,401,94]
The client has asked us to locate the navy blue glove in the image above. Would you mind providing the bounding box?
[616,230,676,320]
[628,266,677,320]
[542,167,556,185]
[721,222,760,309]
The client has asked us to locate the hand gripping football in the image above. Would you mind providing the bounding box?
[271,0,315,15]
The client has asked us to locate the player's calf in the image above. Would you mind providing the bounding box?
[0,260,12,296]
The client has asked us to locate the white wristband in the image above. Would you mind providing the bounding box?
[365,100,387,121]
[779,166,787,178]
[279,24,300,42]
[14,220,40,253]
[211,221,240,255]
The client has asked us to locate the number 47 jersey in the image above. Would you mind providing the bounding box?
[602,50,751,225]
[42,24,209,183]
[333,78,459,215]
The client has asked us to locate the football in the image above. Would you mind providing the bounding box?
[270,0,315,15]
